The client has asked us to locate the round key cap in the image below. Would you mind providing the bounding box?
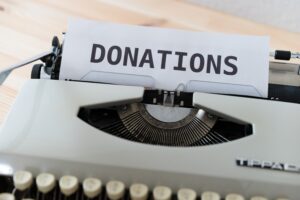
[201,191,220,200]
[106,180,125,200]
[130,183,149,200]
[36,173,56,193]
[153,186,172,200]
[226,194,245,200]
[59,175,79,196]
[250,197,268,200]
[177,188,197,200]
[0,193,15,200]
[13,171,33,191]
[83,177,102,198]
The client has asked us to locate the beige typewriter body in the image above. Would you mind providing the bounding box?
[0,79,300,199]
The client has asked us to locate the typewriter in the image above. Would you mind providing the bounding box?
[0,36,299,200]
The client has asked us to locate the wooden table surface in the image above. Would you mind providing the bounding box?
[0,0,300,124]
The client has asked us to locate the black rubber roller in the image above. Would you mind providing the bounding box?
[274,50,291,60]
[52,36,59,48]
[31,64,43,79]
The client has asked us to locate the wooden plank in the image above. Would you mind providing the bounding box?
[99,0,300,50]
[31,0,188,29]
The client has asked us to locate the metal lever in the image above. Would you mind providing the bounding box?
[0,36,60,85]
[0,51,53,85]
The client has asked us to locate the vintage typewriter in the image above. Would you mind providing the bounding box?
[0,36,299,200]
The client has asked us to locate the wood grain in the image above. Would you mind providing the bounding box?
[0,0,299,123]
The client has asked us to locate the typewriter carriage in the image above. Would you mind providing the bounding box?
[24,36,300,147]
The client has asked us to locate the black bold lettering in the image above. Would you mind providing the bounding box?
[190,53,205,72]
[224,56,238,75]
[123,47,138,67]
[157,50,172,69]
[207,55,221,74]
[107,46,122,65]
[90,44,105,63]
[174,51,187,71]
[139,49,154,68]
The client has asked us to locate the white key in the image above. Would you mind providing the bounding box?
[36,173,56,193]
[106,180,125,200]
[83,177,102,198]
[130,183,149,200]
[153,186,172,200]
[59,175,79,196]
[13,171,33,191]
[201,191,220,200]
[226,194,245,200]
[177,188,196,200]
[0,193,15,200]
[250,197,268,200]
[276,199,289,200]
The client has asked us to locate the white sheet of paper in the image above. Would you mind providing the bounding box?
[60,18,269,97]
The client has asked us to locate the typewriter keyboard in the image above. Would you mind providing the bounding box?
[0,171,289,200]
